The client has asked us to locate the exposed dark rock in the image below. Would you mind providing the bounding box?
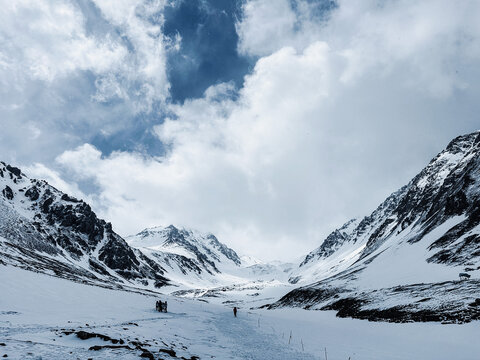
[140,351,155,359]
[274,278,480,323]
[61,194,80,202]
[444,191,469,216]
[71,330,124,345]
[25,186,40,201]
[280,132,480,322]
[89,345,132,351]
[159,348,177,357]
[2,186,13,200]
[6,165,21,178]
[1,162,171,290]
[41,197,54,213]
[88,259,112,276]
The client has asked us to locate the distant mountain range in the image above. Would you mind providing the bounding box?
[1,131,480,322]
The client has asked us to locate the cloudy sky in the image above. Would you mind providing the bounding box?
[1,0,480,261]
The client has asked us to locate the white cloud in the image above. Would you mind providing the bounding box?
[0,1,126,82]
[0,0,169,163]
[330,0,480,97]
[23,163,89,203]
[236,0,298,57]
[92,0,170,110]
[237,0,480,97]
[11,0,480,261]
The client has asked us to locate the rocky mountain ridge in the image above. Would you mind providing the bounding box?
[126,225,242,282]
[2,131,480,323]
[0,162,251,293]
[270,131,480,322]
[0,162,167,289]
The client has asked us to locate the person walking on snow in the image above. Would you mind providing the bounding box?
[233,307,237,317]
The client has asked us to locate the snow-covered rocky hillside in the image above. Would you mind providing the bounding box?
[126,225,241,279]
[3,265,479,360]
[127,225,298,306]
[272,131,480,323]
[0,161,294,303]
[2,131,480,327]
[0,162,168,290]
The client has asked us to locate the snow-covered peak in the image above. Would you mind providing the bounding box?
[413,131,479,191]
[287,131,480,285]
[240,255,264,266]
[127,224,242,269]
[300,218,359,267]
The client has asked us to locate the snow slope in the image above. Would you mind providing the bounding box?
[276,131,480,322]
[2,131,480,328]
[0,161,295,308]
[1,265,479,360]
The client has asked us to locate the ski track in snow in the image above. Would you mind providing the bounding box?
[212,310,318,360]
[0,308,318,359]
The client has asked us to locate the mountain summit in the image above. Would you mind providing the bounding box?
[127,225,241,279]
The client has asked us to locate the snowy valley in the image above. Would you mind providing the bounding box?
[2,131,480,359]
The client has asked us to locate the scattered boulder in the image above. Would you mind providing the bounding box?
[140,351,155,359]
[159,348,177,357]
[89,345,132,351]
[66,330,124,345]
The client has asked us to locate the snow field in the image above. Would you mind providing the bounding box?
[2,266,479,359]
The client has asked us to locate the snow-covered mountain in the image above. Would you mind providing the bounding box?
[0,162,291,301]
[2,131,480,324]
[273,131,480,323]
[289,218,360,284]
[126,225,242,284]
[0,162,168,289]
[127,225,297,305]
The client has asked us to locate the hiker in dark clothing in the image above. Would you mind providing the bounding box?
[233,307,237,317]
[156,300,168,313]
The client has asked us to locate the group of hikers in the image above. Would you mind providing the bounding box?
[156,300,168,313]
